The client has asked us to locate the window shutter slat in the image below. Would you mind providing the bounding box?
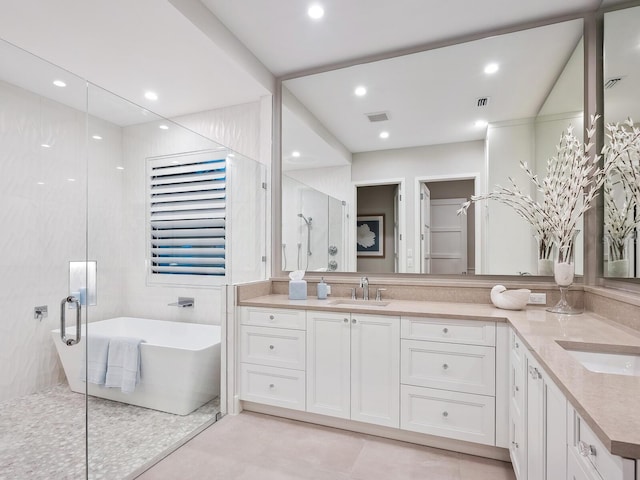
[149,155,226,277]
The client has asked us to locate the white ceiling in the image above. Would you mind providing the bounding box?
[0,0,270,123]
[202,0,602,76]
[283,20,584,160]
[0,0,631,140]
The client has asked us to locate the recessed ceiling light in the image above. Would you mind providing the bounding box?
[36,182,45,185]
[116,166,125,170]
[228,153,236,158]
[292,151,301,158]
[53,80,66,88]
[484,63,499,74]
[92,135,103,140]
[379,131,389,139]
[67,178,76,182]
[308,4,324,19]
[144,91,158,101]
[159,124,169,130]
[475,120,488,128]
[41,143,51,148]
[355,86,367,97]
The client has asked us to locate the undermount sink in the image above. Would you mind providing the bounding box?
[328,299,390,307]
[560,343,640,377]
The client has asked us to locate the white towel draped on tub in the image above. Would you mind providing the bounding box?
[82,334,111,385]
[104,337,144,394]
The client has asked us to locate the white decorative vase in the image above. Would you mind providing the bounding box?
[547,233,582,315]
[537,258,554,276]
[608,259,629,278]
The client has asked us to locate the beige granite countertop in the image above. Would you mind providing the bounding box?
[239,294,640,459]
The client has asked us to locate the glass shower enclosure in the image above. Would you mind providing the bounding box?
[0,38,265,479]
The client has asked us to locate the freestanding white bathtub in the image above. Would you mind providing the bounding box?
[52,317,221,415]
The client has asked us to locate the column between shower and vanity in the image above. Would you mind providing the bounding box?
[232,280,640,480]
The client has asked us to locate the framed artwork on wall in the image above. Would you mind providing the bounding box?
[357,214,384,257]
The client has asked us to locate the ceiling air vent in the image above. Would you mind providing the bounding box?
[604,77,623,89]
[476,97,490,107]
[366,111,390,122]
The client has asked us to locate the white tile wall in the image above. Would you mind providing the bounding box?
[1,78,267,402]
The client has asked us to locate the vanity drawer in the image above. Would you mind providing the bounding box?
[401,340,495,396]
[239,363,305,411]
[401,385,495,445]
[240,325,305,370]
[240,307,306,330]
[401,317,496,346]
[570,410,635,480]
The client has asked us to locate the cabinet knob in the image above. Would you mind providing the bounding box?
[442,411,449,417]
[578,441,596,457]
[344,318,349,323]
[515,386,519,392]
[511,441,519,449]
[269,315,275,320]
[442,363,449,370]
[269,384,275,389]
[269,345,275,350]
[442,327,449,334]
[352,319,357,324]
[515,342,519,349]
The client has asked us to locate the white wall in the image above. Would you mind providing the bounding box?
[0,77,266,402]
[484,120,537,275]
[0,80,125,401]
[352,141,485,273]
[120,101,265,324]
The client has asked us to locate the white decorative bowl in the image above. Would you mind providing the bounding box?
[490,285,531,311]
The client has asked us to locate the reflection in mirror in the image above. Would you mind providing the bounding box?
[604,6,640,279]
[282,175,348,272]
[281,19,584,276]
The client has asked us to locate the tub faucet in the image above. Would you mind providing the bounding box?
[360,277,369,301]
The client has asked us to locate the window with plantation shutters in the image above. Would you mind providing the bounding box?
[148,152,227,283]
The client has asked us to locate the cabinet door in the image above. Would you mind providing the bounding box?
[306,311,351,419]
[509,346,527,480]
[544,372,567,480]
[526,356,545,480]
[351,314,400,428]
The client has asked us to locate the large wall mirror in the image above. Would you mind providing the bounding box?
[281,18,585,276]
[603,5,640,282]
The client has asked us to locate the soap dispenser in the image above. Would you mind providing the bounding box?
[317,277,328,300]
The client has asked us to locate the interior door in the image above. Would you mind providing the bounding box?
[420,183,432,274]
[430,198,468,274]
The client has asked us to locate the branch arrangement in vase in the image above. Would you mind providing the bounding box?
[602,119,640,264]
[458,115,612,264]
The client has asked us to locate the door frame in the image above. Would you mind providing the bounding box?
[414,174,481,275]
[353,178,406,273]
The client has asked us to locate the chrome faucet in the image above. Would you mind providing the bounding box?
[360,276,369,301]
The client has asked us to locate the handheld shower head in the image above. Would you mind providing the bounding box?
[298,213,312,226]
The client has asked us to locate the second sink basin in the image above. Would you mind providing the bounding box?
[562,346,640,377]
[328,299,390,307]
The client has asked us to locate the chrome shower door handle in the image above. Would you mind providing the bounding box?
[60,296,81,346]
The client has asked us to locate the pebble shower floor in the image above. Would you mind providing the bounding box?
[0,385,220,480]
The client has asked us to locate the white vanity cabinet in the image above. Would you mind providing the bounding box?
[510,329,568,480]
[238,307,307,410]
[526,352,567,480]
[306,311,400,428]
[509,329,527,479]
[399,316,498,446]
[567,409,635,480]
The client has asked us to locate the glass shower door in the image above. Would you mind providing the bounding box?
[0,39,90,479]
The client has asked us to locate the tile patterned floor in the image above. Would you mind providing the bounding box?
[0,384,219,480]
[137,411,516,480]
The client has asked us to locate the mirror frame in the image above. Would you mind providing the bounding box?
[271,5,638,292]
